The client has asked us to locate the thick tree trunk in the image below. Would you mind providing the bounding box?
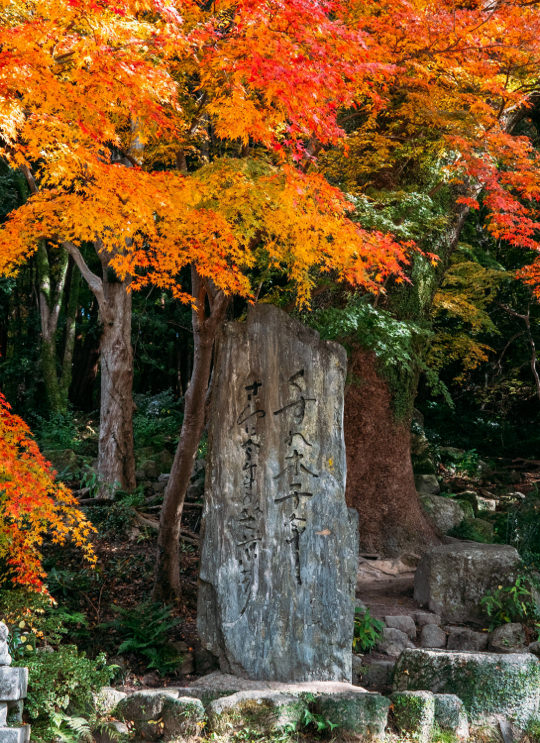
[97,278,136,494]
[153,268,229,602]
[345,349,438,557]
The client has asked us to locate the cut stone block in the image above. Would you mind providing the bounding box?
[394,648,540,726]
[434,694,469,739]
[315,691,390,737]
[376,628,414,657]
[489,623,526,653]
[198,304,358,681]
[0,727,30,743]
[420,624,446,649]
[414,543,520,622]
[384,615,416,640]
[161,697,206,740]
[391,691,435,743]
[0,669,28,701]
[208,691,306,736]
[414,611,441,627]
[359,659,395,692]
[447,628,488,651]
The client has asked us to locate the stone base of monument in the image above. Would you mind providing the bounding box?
[186,673,389,738]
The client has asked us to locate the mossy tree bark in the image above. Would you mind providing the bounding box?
[36,242,81,414]
[64,240,136,495]
[345,203,473,556]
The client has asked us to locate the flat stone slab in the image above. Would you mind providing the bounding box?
[414,543,520,622]
[394,648,540,726]
[198,304,357,681]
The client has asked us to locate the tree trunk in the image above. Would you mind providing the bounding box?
[153,268,229,602]
[97,277,136,494]
[345,349,438,556]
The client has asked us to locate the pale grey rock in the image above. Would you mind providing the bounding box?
[391,691,435,743]
[0,645,11,668]
[529,641,540,657]
[384,615,416,640]
[414,543,520,622]
[0,628,7,645]
[475,496,497,514]
[420,624,446,649]
[0,668,27,701]
[0,727,30,743]
[421,495,465,534]
[198,304,357,681]
[376,628,414,658]
[414,611,441,627]
[394,648,540,725]
[447,627,488,651]
[415,475,440,495]
[93,687,127,716]
[489,623,526,653]
[434,694,469,739]
[0,705,7,726]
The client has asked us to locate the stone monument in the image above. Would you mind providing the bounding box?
[198,304,358,682]
[0,622,29,743]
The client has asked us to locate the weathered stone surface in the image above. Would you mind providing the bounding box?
[384,615,416,640]
[489,623,526,653]
[0,668,27,701]
[414,611,441,627]
[198,304,357,681]
[446,627,488,651]
[0,727,30,743]
[161,696,206,739]
[414,543,520,622]
[376,628,414,658]
[93,687,127,716]
[6,702,21,726]
[0,626,8,644]
[394,648,540,725]
[391,691,434,743]
[358,659,395,692]
[420,624,446,649]
[434,694,469,739]
[116,691,204,741]
[421,495,465,534]
[316,691,390,736]
[415,475,440,495]
[208,691,305,736]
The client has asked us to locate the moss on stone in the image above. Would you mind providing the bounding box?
[391,691,435,743]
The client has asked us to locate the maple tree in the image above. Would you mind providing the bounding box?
[0,0,415,597]
[0,392,95,590]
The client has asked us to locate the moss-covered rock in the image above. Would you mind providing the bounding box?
[394,648,540,726]
[207,691,306,736]
[421,495,465,534]
[315,691,390,737]
[161,697,206,740]
[434,694,469,739]
[391,690,435,743]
